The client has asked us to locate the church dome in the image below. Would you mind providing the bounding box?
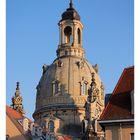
[35,56,103,111]
[33,1,105,137]
[61,2,80,21]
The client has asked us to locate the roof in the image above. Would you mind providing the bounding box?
[100,66,134,120]
[6,105,32,122]
[6,105,24,119]
[61,2,80,21]
[34,57,102,117]
[6,105,32,140]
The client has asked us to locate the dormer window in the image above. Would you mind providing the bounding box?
[64,26,72,44]
[52,80,61,95]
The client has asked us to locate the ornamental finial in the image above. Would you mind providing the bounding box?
[69,0,73,8]
[15,82,20,96]
[16,81,20,90]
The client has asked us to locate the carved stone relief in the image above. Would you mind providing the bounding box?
[76,60,84,69]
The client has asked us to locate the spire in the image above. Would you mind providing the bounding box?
[11,82,25,115]
[69,0,73,8]
[15,81,20,96]
[16,81,20,90]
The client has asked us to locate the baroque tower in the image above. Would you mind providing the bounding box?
[33,1,104,138]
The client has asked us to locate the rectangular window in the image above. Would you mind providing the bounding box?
[52,81,61,95]
[81,82,88,95]
[52,83,55,95]
[131,133,134,140]
[83,83,86,95]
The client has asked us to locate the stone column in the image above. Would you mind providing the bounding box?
[73,23,76,45]
[80,27,83,46]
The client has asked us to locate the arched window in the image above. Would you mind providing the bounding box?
[77,28,81,44]
[81,81,88,95]
[64,26,72,44]
[48,120,54,132]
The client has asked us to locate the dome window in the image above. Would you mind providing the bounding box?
[52,80,61,95]
[81,80,88,95]
[64,26,72,44]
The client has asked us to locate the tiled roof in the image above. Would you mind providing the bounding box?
[113,66,134,94]
[6,105,32,140]
[6,105,24,119]
[6,105,32,122]
[100,66,134,120]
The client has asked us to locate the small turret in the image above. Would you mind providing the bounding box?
[57,0,84,58]
[11,82,25,115]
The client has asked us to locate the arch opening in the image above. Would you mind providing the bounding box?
[48,120,54,132]
[77,28,81,44]
[64,26,72,44]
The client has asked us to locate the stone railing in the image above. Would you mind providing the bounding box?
[42,96,87,106]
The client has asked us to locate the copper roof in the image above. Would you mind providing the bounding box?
[61,2,80,21]
[100,66,134,120]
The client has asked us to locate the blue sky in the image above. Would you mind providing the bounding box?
[6,0,134,119]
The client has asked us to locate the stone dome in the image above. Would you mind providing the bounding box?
[33,2,105,137]
[35,56,103,112]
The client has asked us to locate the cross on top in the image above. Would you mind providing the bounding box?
[69,0,73,8]
[16,81,20,90]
